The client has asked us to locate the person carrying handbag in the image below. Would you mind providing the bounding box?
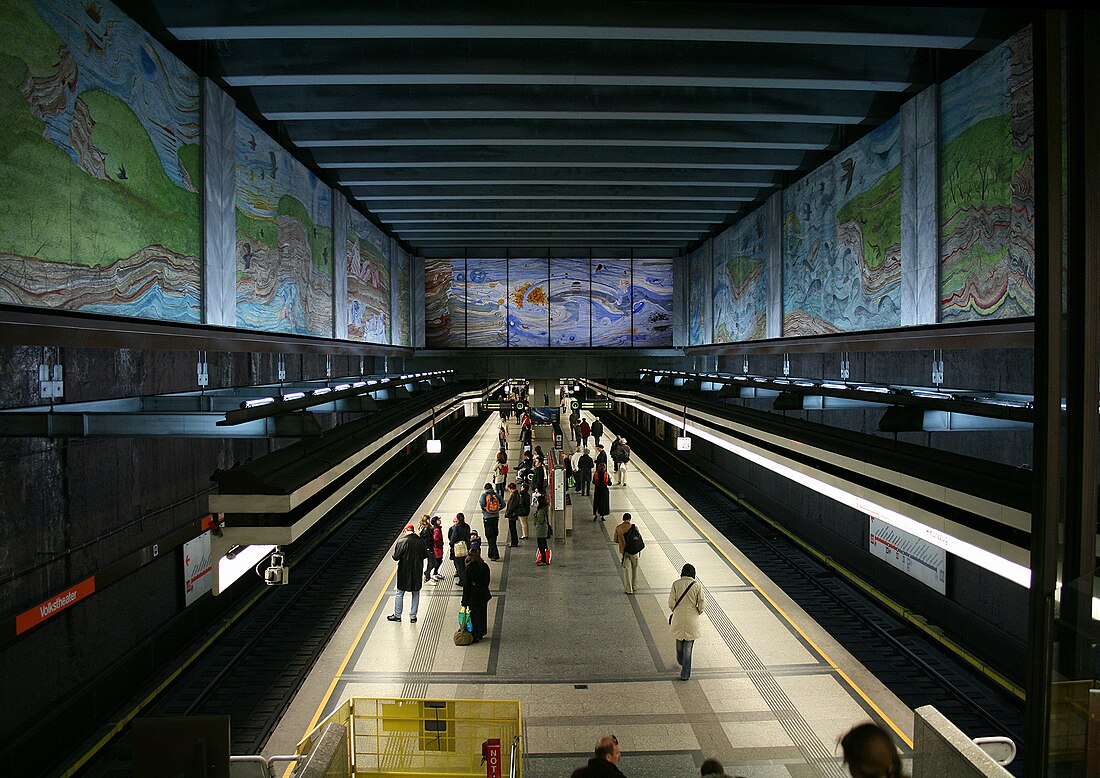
[668,563,706,680]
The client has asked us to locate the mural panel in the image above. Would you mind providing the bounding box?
[395,245,410,346]
[713,207,768,343]
[783,114,902,336]
[235,113,332,336]
[591,259,632,347]
[346,208,389,343]
[632,258,673,347]
[508,258,549,347]
[466,258,507,347]
[0,0,201,321]
[687,246,707,346]
[940,27,1034,321]
[424,257,461,348]
[550,257,591,347]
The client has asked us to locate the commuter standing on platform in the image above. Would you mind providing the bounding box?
[668,563,706,680]
[590,417,604,448]
[615,439,631,486]
[609,436,623,473]
[579,417,591,448]
[498,422,508,453]
[570,736,626,777]
[531,455,547,498]
[427,516,445,583]
[492,452,508,503]
[576,448,594,496]
[592,462,611,522]
[386,524,428,623]
[570,409,582,445]
[613,513,644,595]
[595,443,608,473]
[518,481,532,539]
[505,482,521,547]
[449,514,471,586]
[479,482,502,561]
[417,514,434,582]
[533,489,552,565]
[461,548,492,643]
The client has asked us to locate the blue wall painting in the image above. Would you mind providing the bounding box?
[235,113,332,336]
[590,259,633,347]
[508,258,550,347]
[550,257,592,347]
[632,258,673,347]
[782,114,902,336]
[466,258,507,347]
[713,207,768,342]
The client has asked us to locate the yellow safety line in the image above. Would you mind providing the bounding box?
[635,458,916,750]
[289,417,494,775]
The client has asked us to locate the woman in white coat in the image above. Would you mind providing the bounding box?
[668,563,706,680]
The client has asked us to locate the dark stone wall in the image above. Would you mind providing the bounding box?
[0,345,383,754]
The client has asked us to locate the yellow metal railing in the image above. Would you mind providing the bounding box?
[297,697,522,778]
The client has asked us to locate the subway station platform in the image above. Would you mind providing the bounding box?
[264,413,914,777]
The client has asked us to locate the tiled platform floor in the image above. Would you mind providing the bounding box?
[266,414,914,777]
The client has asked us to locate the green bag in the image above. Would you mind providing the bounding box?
[458,606,473,633]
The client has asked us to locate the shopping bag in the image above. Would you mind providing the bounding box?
[458,606,473,633]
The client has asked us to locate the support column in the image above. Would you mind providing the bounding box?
[901,85,940,326]
[765,192,783,338]
[201,79,236,327]
[332,196,348,340]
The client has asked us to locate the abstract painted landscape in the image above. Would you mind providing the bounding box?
[713,207,767,343]
[346,207,389,343]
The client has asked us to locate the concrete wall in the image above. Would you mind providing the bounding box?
[913,706,1015,777]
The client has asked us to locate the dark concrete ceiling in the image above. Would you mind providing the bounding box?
[120,1,1034,258]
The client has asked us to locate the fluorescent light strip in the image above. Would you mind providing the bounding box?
[217,544,276,595]
[628,398,1032,588]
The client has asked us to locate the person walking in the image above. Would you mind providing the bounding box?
[590,417,604,448]
[532,489,552,565]
[386,524,428,623]
[613,513,644,595]
[576,448,594,496]
[570,736,626,777]
[615,438,631,486]
[504,482,521,547]
[491,451,509,503]
[592,462,611,522]
[668,563,706,680]
[479,482,502,561]
[426,516,445,583]
[579,417,591,448]
[461,548,493,643]
[449,513,471,586]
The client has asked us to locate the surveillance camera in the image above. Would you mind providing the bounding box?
[263,551,289,586]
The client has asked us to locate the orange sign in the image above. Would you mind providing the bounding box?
[16,577,96,635]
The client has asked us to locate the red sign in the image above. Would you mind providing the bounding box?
[483,738,501,778]
[16,577,96,635]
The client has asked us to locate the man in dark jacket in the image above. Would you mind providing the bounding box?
[590,417,604,447]
[571,736,626,776]
[387,524,428,623]
[576,448,594,496]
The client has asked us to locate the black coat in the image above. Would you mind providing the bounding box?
[570,757,625,778]
[461,559,492,606]
[592,470,611,516]
[448,521,471,560]
[393,533,429,591]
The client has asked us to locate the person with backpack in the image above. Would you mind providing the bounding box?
[615,438,632,486]
[609,437,623,473]
[479,482,502,561]
[613,513,645,595]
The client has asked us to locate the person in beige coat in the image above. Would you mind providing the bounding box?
[668,563,706,680]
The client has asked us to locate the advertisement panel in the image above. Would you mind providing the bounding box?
[184,530,213,605]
